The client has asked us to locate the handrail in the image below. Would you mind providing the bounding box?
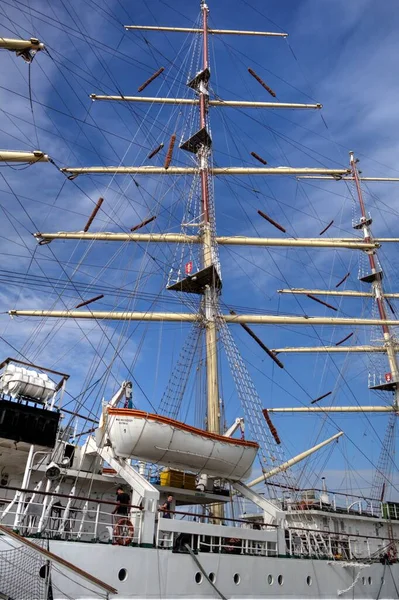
[0,484,142,510]
[1,485,272,527]
[263,480,382,503]
[347,500,362,513]
[164,508,277,527]
[289,525,399,543]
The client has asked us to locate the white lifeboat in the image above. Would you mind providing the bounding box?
[101,408,259,480]
[0,363,56,402]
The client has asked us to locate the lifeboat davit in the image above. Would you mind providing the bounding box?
[101,408,259,480]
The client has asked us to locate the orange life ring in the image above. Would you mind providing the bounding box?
[113,518,134,546]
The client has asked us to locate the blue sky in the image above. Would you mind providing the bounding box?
[1,0,399,498]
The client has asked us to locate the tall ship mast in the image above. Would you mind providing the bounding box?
[0,1,398,599]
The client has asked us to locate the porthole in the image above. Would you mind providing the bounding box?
[118,569,128,582]
[195,572,203,584]
[278,575,284,586]
[362,577,366,585]
[233,573,240,585]
[39,565,49,579]
[267,574,273,585]
[307,576,312,586]
[368,577,372,585]
[209,573,216,584]
[381,577,385,585]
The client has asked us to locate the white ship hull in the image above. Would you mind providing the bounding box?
[103,408,259,480]
[1,536,397,599]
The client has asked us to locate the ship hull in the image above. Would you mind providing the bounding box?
[1,536,397,599]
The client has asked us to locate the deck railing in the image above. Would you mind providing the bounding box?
[285,494,383,518]
[0,492,143,545]
[287,525,398,561]
[156,515,279,556]
[1,487,397,563]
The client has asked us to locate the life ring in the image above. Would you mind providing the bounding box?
[113,518,134,546]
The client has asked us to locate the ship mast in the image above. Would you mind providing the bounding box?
[350,150,399,409]
[198,0,222,521]
[198,1,220,435]
[350,152,398,557]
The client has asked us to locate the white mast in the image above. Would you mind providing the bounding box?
[196,0,220,436]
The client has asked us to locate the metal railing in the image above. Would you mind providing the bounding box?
[287,526,399,561]
[2,486,396,563]
[0,488,280,554]
[286,494,383,518]
[155,509,279,556]
[0,492,142,546]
